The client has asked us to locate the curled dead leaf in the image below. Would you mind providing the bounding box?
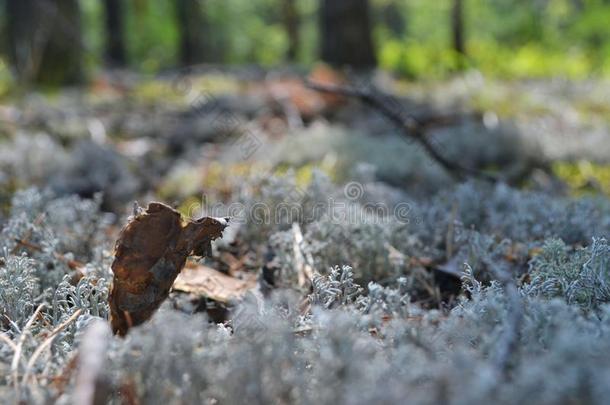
[108,202,229,335]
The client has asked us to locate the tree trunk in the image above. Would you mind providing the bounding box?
[319,0,376,69]
[451,0,466,57]
[174,0,208,66]
[6,0,83,86]
[103,0,127,67]
[281,0,300,62]
[381,1,405,37]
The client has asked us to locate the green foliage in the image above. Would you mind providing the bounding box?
[80,0,104,70]
[125,0,179,72]
[375,0,610,78]
[553,161,610,197]
[69,0,610,79]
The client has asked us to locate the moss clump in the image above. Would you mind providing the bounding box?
[553,161,610,196]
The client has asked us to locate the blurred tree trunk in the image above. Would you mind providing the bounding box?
[103,0,127,67]
[451,0,465,55]
[281,0,300,62]
[319,0,376,69]
[381,1,405,37]
[451,0,466,68]
[175,0,208,66]
[6,0,83,86]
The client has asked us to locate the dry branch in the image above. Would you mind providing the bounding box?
[306,80,497,182]
[22,309,83,386]
[12,304,45,401]
[292,223,314,289]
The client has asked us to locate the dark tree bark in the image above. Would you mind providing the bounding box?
[319,0,376,69]
[6,0,83,86]
[451,0,466,57]
[103,0,127,67]
[281,0,300,62]
[451,0,467,70]
[174,0,208,66]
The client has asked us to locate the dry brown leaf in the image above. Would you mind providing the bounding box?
[307,63,347,107]
[173,263,257,304]
[108,202,229,336]
[250,64,346,120]
[264,78,325,119]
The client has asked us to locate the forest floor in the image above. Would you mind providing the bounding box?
[1,68,610,404]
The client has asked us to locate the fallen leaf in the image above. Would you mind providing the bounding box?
[173,263,257,304]
[307,63,347,107]
[250,64,346,120]
[108,202,229,335]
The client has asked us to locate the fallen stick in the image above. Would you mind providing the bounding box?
[292,223,314,289]
[12,304,45,401]
[22,309,83,386]
[306,80,497,182]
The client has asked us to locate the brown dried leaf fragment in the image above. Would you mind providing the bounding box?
[109,202,229,335]
[173,263,257,304]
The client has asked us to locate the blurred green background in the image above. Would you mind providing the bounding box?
[2,0,610,87]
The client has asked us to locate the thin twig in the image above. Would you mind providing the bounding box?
[11,304,45,400]
[446,201,459,261]
[292,223,314,289]
[0,332,17,351]
[306,80,498,182]
[22,309,83,386]
[13,238,84,270]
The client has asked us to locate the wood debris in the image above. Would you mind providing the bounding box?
[173,263,257,304]
[292,223,314,289]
